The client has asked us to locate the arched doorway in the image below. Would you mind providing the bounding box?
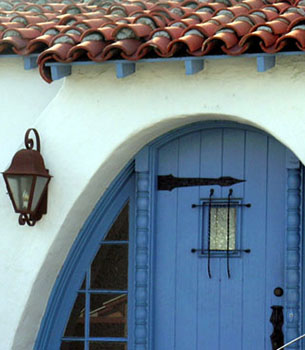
[35,121,302,350]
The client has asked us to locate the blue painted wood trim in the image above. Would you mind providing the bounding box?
[23,55,38,70]
[51,64,71,80]
[1,50,303,76]
[128,179,136,350]
[44,51,305,67]
[78,289,128,293]
[116,62,136,78]
[146,121,268,150]
[135,147,149,172]
[134,150,151,350]
[287,150,300,170]
[62,337,128,342]
[34,161,135,350]
[0,53,38,69]
[285,150,301,349]
[184,59,204,75]
[84,270,90,350]
[99,240,129,244]
[42,51,305,81]
[256,55,275,72]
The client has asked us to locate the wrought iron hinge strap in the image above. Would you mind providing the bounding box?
[158,174,245,191]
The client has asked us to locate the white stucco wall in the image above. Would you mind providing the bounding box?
[0,55,305,350]
[0,58,62,349]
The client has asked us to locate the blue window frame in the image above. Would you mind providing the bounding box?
[61,202,131,350]
[35,164,135,350]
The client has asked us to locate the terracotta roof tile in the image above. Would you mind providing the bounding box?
[1,0,305,82]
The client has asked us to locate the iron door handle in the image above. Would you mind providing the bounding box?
[270,305,284,350]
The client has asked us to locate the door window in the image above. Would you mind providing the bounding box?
[210,206,236,251]
[197,196,244,257]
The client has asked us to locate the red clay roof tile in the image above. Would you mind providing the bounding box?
[1,0,305,82]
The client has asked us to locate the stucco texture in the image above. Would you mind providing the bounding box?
[0,55,304,350]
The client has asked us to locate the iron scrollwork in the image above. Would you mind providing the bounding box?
[191,189,251,279]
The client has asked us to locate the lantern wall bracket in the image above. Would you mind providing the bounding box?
[2,128,51,226]
[24,128,40,152]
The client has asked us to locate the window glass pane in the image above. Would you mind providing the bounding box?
[90,294,128,337]
[89,342,127,350]
[64,293,85,337]
[105,203,129,241]
[80,276,86,290]
[210,207,236,250]
[91,245,128,290]
[61,341,84,350]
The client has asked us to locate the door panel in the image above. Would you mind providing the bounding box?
[153,128,286,350]
[219,129,244,350]
[242,131,268,349]
[154,138,179,350]
[198,129,223,349]
[175,132,200,350]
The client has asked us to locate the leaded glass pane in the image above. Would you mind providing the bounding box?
[209,207,236,250]
[90,294,128,337]
[91,244,128,290]
[80,276,86,290]
[64,293,85,337]
[61,341,84,350]
[105,203,129,241]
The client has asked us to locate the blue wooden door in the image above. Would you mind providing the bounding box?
[153,127,287,350]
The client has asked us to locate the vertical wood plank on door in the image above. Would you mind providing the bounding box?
[265,137,286,348]
[197,128,223,350]
[242,131,268,350]
[220,129,245,350]
[154,140,179,350]
[175,132,201,350]
[153,125,289,350]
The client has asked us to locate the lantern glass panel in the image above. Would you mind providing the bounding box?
[6,175,33,212]
[32,176,48,211]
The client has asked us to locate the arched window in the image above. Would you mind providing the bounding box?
[35,165,135,350]
[61,202,130,350]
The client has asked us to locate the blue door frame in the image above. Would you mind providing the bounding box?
[35,121,303,350]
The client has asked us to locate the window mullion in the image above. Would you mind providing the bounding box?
[85,269,91,350]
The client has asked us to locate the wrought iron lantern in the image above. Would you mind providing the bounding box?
[2,128,51,226]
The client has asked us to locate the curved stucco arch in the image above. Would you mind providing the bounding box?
[14,115,300,350]
[9,57,305,350]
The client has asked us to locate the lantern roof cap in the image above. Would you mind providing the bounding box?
[3,149,50,177]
